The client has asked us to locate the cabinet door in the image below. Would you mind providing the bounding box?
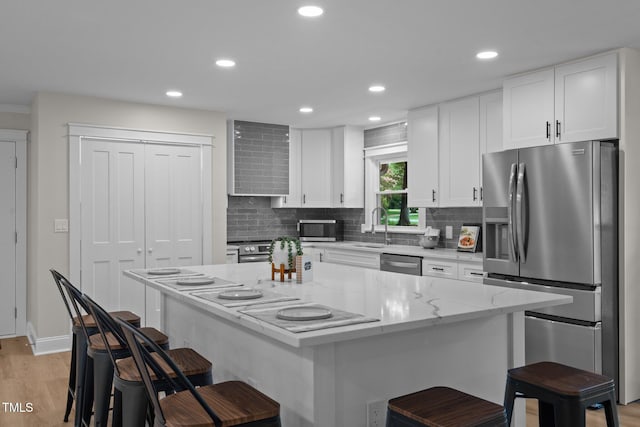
[555,53,618,143]
[272,128,302,207]
[408,106,439,207]
[332,126,364,208]
[439,97,480,207]
[301,129,332,207]
[503,68,555,149]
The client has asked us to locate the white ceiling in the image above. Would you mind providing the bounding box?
[2,0,640,128]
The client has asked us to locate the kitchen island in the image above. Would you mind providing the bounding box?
[125,262,571,427]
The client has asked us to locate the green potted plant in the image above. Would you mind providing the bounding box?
[268,236,303,270]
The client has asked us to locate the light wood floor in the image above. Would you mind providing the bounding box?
[1,336,639,426]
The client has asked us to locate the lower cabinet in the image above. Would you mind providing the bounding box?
[423,258,484,283]
[321,248,380,270]
[457,261,485,283]
[422,259,458,279]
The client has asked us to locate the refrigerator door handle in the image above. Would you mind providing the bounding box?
[508,163,518,261]
[516,162,527,263]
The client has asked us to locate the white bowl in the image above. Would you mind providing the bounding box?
[419,235,439,249]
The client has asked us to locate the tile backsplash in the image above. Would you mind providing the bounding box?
[227,196,482,250]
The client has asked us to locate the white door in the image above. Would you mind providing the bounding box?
[407,106,439,207]
[80,139,146,315]
[300,129,332,207]
[503,68,555,149]
[555,53,618,143]
[145,144,203,327]
[439,96,480,207]
[0,141,16,336]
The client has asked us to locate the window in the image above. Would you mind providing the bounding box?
[377,160,419,226]
[364,142,425,233]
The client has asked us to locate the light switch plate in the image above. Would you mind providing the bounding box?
[54,219,69,233]
[445,225,453,239]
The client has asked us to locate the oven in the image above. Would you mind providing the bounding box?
[235,241,272,263]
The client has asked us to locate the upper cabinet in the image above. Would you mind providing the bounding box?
[409,91,502,208]
[273,126,364,208]
[438,96,480,207]
[300,128,333,207]
[332,126,364,208]
[227,120,290,196]
[407,105,439,207]
[503,52,618,149]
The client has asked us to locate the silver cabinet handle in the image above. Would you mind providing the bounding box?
[472,187,477,201]
[432,189,436,202]
[546,121,551,140]
[480,187,483,201]
[431,267,445,272]
[469,272,484,276]
[508,163,518,262]
[556,120,561,139]
[381,260,419,268]
[516,162,527,263]
[340,193,344,203]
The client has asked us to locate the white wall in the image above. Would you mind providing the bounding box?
[28,92,226,343]
[618,48,640,404]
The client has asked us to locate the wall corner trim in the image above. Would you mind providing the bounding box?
[26,322,71,356]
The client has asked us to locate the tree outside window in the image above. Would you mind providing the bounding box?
[377,161,418,226]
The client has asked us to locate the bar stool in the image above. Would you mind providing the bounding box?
[504,361,619,427]
[117,318,282,427]
[387,386,507,427]
[82,293,214,427]
[56,273,170,427]
[50,269,141,427]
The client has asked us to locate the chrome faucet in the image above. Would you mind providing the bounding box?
[371,207,391,245]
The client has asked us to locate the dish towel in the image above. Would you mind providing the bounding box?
[239,303,379,333]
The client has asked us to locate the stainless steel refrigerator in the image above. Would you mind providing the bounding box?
[482,140,618,393]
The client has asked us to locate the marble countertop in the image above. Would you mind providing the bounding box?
[126,262,570,348]
[305,241,483,262]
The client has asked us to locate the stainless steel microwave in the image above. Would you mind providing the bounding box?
[297,219,342,242]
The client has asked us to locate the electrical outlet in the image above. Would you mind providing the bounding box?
[367,400,386,427]
[445,225,453,239]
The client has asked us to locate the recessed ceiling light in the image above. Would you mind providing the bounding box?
[166,90,183,98]
[299,107,313,113]
[369,116,381,122]
[476,51,498,59]
[298,5,324,17]
[369,85,386,93]
[215,59,236,67]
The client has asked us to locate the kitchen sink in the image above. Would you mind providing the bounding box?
[353,243,386,248]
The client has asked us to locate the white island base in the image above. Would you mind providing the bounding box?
[127,263,570,426]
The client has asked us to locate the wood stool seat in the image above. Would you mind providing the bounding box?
[74,310,140,328]
[504,361,619,427]
[117,347,212,382]
[88,327,168,351]
[160,380,280,427]
[387,386,507,427]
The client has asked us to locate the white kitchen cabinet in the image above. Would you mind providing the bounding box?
[438,96,481,207]
[331,126,364,208]
[422,258,458,279]
[408,105,439,207]
[554,53,618,143]
[457,261,485,283]
[271,128,302,208]
[301,129,332,207]
[479,91,503,202]
[503,52,618,149]
[321,248,379,270]
[503,68,555,149]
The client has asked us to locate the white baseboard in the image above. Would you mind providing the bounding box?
[26,321,72,355]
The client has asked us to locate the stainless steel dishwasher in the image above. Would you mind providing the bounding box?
[380,253,422,276]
